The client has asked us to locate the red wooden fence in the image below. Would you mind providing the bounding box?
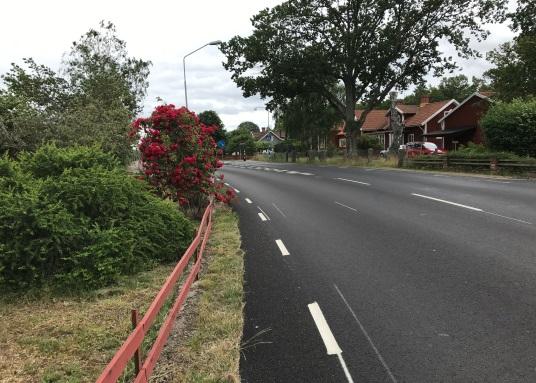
[96,201,214,383]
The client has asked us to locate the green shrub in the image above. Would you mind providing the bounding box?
[357,135,382,150]
[0,146,194,291]
[481,98,536,157]
[20,143,120,178]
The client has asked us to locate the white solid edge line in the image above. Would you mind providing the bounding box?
[482,211,532,225]
[307,302,342,355]
[337,354,354,383]
[308,302,354,383]
[334,285,397,383]
[245,198,252,204]
[272,203,287,218]
[334,201,358,212]
[275,239,290,256]
[257,206,271,220]
[411,193,482,211]
[258,213,267,222]
[335,177,371,186]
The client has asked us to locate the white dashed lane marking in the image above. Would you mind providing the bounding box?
[275,239,290,256]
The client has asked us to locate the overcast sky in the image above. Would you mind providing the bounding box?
[0,0,517,131]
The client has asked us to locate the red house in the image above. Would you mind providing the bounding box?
[356,96,458,149]
[426,92,492,150]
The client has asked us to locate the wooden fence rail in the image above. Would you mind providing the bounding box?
[95,201,214,383]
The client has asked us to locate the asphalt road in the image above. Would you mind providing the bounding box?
[221,160,536,383]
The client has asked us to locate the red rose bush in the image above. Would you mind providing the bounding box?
[130,104,235,213]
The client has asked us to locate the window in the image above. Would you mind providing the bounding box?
[339,138,346,148]
[378,135,385,145]
[408,133,415,142]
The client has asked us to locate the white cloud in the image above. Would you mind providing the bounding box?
[0,0,519,130]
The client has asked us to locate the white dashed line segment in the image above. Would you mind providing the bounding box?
[275,239,289,256]
[411,193,482,211]
[335,177,371,186]
[308,302,354,383]
[245,198,252,204]
[258,213,267,222]
[257,206,271,221]
[334,201,358,212]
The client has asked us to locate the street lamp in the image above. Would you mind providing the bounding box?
[254,107,270,130]
[183,40,222,109]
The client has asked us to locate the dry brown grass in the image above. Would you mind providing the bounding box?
[150,205,244,383]
[0,205,244,383]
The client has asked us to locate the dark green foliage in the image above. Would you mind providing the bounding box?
[356,135,382,150]
[237,121,260,133]
[403,75,491,104]
[0,22,150,163]
[0,146,194,291]
[225,127,256,155]
[480,99,536,157]
[198,110,226,142]
[20,143,119,178]
[222,0,505,152]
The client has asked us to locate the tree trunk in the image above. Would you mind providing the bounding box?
[344,82,358,157]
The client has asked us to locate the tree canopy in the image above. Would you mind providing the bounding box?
[237,121,260,133]
[198,110,226,142]
[0,21,151,162]
[402,75,491,104]
[226,127,256,155]
[485,1,535,100]
[222,0,505,153]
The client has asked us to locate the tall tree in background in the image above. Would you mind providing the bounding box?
[485,0,536,100]
[237,121,260,133]
[276,93,339,150]
[222,0,505,154]
[403,75,491,104]
[0,22,151,163]
[198,110,226,142]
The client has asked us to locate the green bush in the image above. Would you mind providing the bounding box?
[0,146,194,291]
[481,98,536,157]
[357,135,382,150]
[20,143,120,178]
[448,142,523,160]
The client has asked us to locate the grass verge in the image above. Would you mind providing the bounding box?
[150,205,244,383]
[0,205,244,383]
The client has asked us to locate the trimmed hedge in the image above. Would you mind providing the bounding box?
[0,146,194,291]
[481,99,536,157]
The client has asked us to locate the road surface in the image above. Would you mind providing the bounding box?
[222,160,536,382]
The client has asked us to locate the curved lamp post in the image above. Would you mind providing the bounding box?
[183,40,222,109]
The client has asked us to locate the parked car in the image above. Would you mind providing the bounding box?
[405,142,446,157]
[380,145,406,158]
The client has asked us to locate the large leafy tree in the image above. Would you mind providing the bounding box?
[485,0,536,100]
[403,75,491,104]
[226,127,256,155]
[222,0,505,153]
[0,22,150,162]
[276,93,339,150]
[237,121,260,133]
[198,110,226,142]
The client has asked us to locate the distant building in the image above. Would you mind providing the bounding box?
[252,127,286,145]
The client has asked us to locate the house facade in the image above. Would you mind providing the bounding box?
[427,92,492,150]
[253,127,285,145]
[357,96,458,150]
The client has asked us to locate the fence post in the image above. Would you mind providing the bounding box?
[490,157,498,174]
[397,149,406,168]
[442,156,449,169]
[367,148,373,164]
[131,309,142,376]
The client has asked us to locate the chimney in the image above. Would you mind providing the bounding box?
[261,127,266,133]
[420,95,430,106]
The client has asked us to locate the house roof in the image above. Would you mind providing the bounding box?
[355,109,389,132]
[404,100,455,127]
[256,129,284,142]
[437,92,492,123]
[396,104,418,115]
